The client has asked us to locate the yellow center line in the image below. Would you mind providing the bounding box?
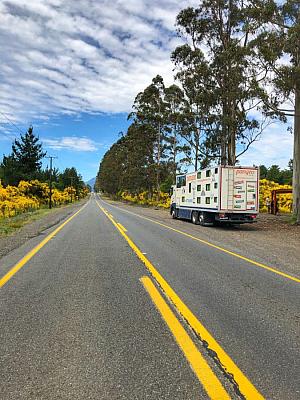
[100,198,299,284]
[96,199,265,400]
[117,223,127,232]
[141,276,230,400]
[0,203,88,288]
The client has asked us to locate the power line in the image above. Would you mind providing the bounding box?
[0,114,18,141]
[0,127,16,142]
[0,111,26,136]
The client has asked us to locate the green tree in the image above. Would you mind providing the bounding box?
[0,154,21,186]
[260,163,293,184]
[173,2,271,167]
[266,165,281,182]
[164,84,188,179]
[256,0,300,221]
[38,166,59,184]
[96,123,159,196]
[96,140,126,195]
[259,165,268,179]
[57,167,84,197]
[0,126,46,185]
[11,126,46,180]
[129,75,169,196]
[172,43,214,170]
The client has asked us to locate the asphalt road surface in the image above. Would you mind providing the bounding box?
[0,194,299,400]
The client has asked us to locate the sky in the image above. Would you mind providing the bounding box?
[0,0,294,181]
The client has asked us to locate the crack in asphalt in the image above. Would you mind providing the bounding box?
[152,276,246,400]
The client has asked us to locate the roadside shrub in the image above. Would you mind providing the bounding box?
[0,179,89,219]
[120,190,170,209]
[119,179,292,213]
[259,179,292,213]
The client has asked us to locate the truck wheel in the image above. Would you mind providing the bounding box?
[199,212,214,226]
[199,212,206,226]
[191,211,199,225]
[171,208,177,219]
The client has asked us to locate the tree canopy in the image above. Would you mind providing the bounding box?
[0,126,88,197]
[0,126,46,186]
[96,1,299,221]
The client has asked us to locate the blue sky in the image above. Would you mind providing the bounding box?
[0,0,294,181]
[0,112,131,181]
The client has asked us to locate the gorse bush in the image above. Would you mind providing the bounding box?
[121,191,171,209]
[0,180,89,219]
[259,179,292,213]
[118,179,292,213]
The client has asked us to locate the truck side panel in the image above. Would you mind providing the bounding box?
[174,168,221,210]
[220,167,259,213]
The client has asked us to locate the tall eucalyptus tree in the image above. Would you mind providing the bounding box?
[172,1,270,166]
[129,75,168,196]
[255,0,300,222]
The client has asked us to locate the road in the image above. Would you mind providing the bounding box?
[0,194,299,399]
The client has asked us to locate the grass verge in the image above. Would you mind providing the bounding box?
[0,205,69,237]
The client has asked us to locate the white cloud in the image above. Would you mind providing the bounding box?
[0,0,293,169]
[43,136,100,152]
[0,0,197,122]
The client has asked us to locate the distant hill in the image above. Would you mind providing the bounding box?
[86,177,96,190]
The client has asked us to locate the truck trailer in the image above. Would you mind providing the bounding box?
[170,165,259,225]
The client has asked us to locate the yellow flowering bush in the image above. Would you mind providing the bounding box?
[0,181,40,218]
[121,190,170,209]
[259,179,292,213]
[0,179,89,219]
[120,180,293,213]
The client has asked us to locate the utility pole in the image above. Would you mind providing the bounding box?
[70,176,75,202]
[46,156,58,209]
[156,94,162,204]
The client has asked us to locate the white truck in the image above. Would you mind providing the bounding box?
[170,165,259,225]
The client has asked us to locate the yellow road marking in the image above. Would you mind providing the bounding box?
[101,198,299,284]
[140,276,230,400]
[117,223,127,232]
[0,203,87,288]
[96,200,264,399]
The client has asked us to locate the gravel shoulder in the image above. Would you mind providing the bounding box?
[104,199,300,279]
[0,198,88,259]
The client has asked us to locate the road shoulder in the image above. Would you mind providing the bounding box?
[0,198,89,259]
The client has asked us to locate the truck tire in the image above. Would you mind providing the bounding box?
[171,208,177,219]
[199,212,214,226]
[199,212,210,226]
[191,211,199,225]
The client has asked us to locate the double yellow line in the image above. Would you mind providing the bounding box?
[141,275,231,399]
[96,200,264,400]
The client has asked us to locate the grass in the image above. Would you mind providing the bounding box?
[0,206,66,237]
[289,214,299,225]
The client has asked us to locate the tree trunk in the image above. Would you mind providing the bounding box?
[221,102,228,165]
[293,86,300,223]
[227,109,236,166]
[227,129,236,166]
[173,129,177,182]
[221,135,227,165]
[156,121,161,203]
[195,141,198,171]
[194,125,201,171]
